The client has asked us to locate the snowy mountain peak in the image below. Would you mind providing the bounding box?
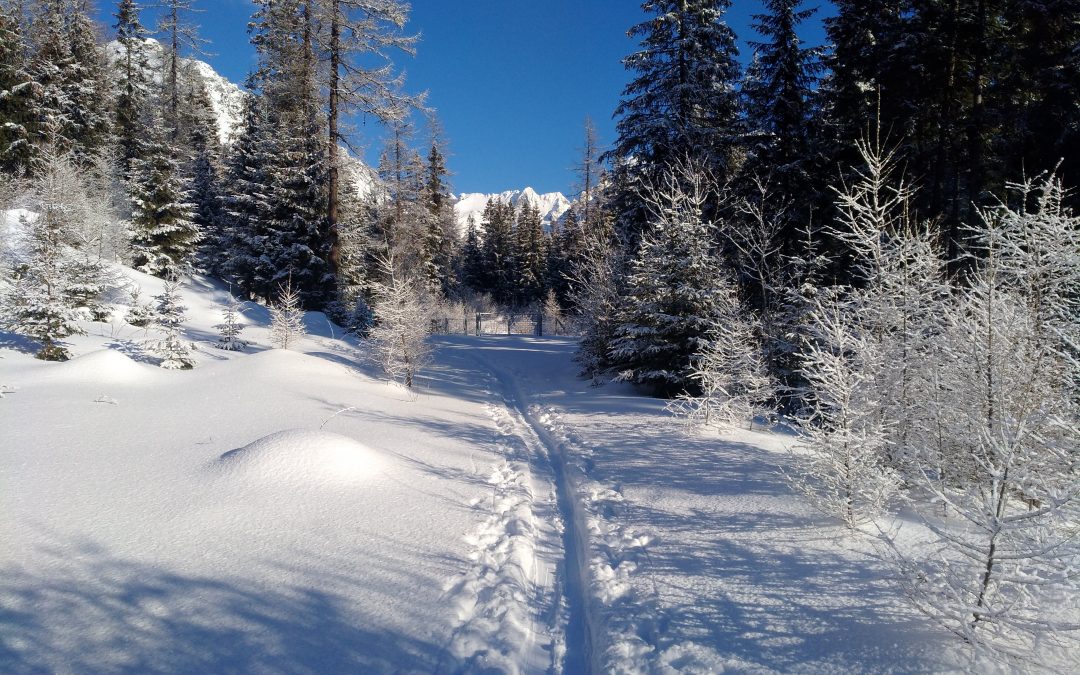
[454,188,571,233]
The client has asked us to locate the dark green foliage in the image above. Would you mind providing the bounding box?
[607,0,743,244]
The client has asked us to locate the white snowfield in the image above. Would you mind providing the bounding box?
[1,270,968,673]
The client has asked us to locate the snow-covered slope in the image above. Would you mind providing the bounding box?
[454,187,571,233]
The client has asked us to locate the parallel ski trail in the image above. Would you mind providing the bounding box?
[475,355,595,675]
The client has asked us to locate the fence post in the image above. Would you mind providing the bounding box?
[536,312,543,336]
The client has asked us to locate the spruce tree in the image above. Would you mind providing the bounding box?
[150,280,195,369]
[419,135,456,298]
[742,0,822,256]
[220,87,271,291]
[514,199,547,306]
[112,0,151,182]
[607,0,742,243]
[214,295,247,351]
[129,109,199,278]
[0,2,34,174]
[27,0,112,169]
[609,163,736,395]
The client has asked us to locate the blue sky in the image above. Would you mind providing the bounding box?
[94,1,833,195]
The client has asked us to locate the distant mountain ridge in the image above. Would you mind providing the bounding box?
[454,188,571,233]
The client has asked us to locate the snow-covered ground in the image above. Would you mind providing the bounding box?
[2,269,971,673]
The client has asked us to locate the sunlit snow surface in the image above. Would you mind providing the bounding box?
[0,266,977,673]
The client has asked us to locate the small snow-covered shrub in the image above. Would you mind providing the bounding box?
[269,279,305,350]
[214,296,247,351]
[149,281,195,369]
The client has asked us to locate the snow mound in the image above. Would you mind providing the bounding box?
[45,349,156,383]
[215,429,385,486]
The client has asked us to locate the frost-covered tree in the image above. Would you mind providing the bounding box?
[886,175,1080,666]
[788,288,898,528]
[608,161,736,395]
[214,295,247,351]
[1,148,112,359]
[124,286,156,328]
[150,280,195,369]
[668,297,774,430]
[268,278,306,350]
[370,250,430,388]
[569,226,623,380]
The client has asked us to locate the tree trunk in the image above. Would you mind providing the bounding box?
[326,0,342,274]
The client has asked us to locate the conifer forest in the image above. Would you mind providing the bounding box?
[1,1,1078,672]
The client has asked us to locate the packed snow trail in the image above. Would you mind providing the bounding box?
[467,348,596,675]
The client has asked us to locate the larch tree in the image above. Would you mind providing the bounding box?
[313,0,418,275]
[370,250,430,389]
[269,278,306,349]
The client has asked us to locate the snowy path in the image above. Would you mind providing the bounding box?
[3,283,962,675]
[469,349,595,674]
[435,335,961,673]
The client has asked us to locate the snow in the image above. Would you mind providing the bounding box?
[0,262,1006,673]
[454,187,572,234]
[213,428,387,486]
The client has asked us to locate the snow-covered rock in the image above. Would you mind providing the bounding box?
[214,428,386,486]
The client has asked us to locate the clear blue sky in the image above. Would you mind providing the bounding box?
[93,1,834,195]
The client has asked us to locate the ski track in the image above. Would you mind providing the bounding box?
[441,386,562,673]
[459,355,597,674]
[534,407,665,673]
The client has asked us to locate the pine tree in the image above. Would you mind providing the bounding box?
[459,214,484,292]
[28,0,112,169]
[181,66,225,273]
[741,0,822,256]
[607,0,742,243]
[112,0,151,181]
[129,109,199,278]
[0,2,34,174]
[419,132,456,298]
[244,0,333,306]
[479,197,516,305]
[269,278,306,349]
[514,198,547,306]
[220,87,272,290]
